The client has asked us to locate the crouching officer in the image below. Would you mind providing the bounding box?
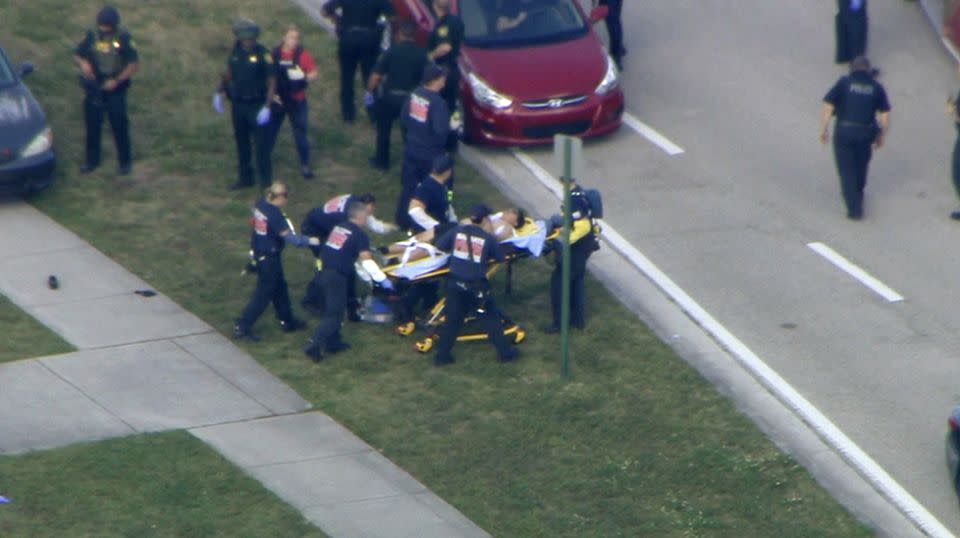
[433,204,518,366]
[367,21,428,170]
[74,5,139,175]
[545,183,598,333]
[215,19,276,190]
[235,183,317,341]
[322,0,394,123]
[396,64,451,228]
[301,193,397,319]
[819,56,890,220]
[304,201,394,362]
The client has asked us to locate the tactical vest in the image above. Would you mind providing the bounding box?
[92,31,125,78]
[274,46,307,99]
[230,45,269,101]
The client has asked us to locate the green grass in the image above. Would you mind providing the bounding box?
[4,1,873,536]
[0,431,326,538]
[0,294,73,362]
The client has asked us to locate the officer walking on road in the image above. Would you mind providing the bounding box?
[304,201,394,362]
[214,19,277,190]
[427,0,465,115]
[545,183,597,333]
[948,74,960,220]
[835,0,868,64]
[322,0,394,123]
[234,183,317,342]
[301,193,397,319]
[819,56,890,220]
[267,25,319,179]
[433,204,518,366]
[367,22,428,170]
[74,6,139,175]
[595,0,625,71]
[397,64,451,228]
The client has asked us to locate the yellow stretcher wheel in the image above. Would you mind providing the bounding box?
[415,337,434,353]
[395,321,416,337]
[514,329,526,344]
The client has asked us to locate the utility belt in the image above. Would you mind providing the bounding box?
[837,120,874,128]
[235,95,266,104]
[385,89,411,96]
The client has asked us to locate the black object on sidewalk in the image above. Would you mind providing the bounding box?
[47,275,59,290]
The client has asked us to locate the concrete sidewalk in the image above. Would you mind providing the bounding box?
[0,200,489,538]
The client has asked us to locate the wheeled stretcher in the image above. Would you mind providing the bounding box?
[378,219,554,353]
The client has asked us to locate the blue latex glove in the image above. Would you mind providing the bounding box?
[213,93,224,114]
[256,106,271,126]
[364,91,375,108]
[380,279,394,291]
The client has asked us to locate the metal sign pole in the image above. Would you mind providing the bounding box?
[560,136,573,379]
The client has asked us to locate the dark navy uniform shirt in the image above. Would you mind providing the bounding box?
[303,194,355,238]
[824,71,890,126]
[427,14,464,70]
[250,197,291,257]
[437,224,503,282]
[322,0,394,29]
[374,41,429,94]
[401,86,450,160]
[75,29,138,82]
[228,42,274,102]
[320,220,371,277]
[411,176,450,233]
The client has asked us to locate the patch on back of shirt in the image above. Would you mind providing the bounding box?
[409,94,429,123]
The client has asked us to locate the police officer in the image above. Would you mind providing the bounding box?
[301,193,397,319]
[545,183,597,333]
[234,183,317,341]
[948,76,960,220]
[427,0,464,114]
[304,201,394,362]
[73,6,139,175]
[819,56,890,220]
[433,204,518,366]
[397,64,451,228]
[215,19,277,190]
[268,25,319,179]
[596,0,625,71]
[835,0,867,64]
[367,21,428,170]
[322,0,394,123]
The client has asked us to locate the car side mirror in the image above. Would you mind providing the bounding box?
[589,5,609,24]
[18,62,34,77]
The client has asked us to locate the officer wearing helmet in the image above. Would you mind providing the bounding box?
[545,182,598,333]
[73,5,139,175]
[214,19,277,190]
[819,56,890,220]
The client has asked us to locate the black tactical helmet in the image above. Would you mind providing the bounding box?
[233,18,260,40]
[96,6,120,27]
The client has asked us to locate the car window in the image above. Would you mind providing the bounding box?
[459,0,587,48]
[0,50,16,87]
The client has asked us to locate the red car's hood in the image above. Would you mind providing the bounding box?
[462,34,608,103]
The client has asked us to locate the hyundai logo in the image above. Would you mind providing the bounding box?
[547,98,564,109]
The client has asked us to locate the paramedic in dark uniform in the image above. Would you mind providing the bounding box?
[268,25,319,179]
[74,6,139,175]
[835,0,867,64]
[819,56,890,220]
[322,0,394,123]
[301,193,396,319]
[214,19,277,190]
[433,204,518,366]
[596,0,625,71]
[304,201,394,362]
[427,0,464,114]
[545,184,596,333]
[367,21,428,170]
[397,64,451,228]
[234,183,317,341]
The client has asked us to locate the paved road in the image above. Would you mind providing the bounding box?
[514,0,960,533]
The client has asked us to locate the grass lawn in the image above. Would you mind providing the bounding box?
[0,294,73,363]
[5,1,873,536]
[0,431,326,538]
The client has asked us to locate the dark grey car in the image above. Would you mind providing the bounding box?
[0,45,55,194]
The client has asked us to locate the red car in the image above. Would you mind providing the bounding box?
[394,0,624,146]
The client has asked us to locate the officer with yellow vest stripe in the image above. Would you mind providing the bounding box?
[73,6,139,175]
[545,183,598,333]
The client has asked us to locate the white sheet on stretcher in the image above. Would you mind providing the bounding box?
[383,220,549,281]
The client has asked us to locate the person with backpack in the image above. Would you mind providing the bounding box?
[267,25,319,179]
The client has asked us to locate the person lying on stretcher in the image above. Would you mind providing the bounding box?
[379,208,528,265]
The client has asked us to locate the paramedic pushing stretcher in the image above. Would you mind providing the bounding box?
[433,205,519,366]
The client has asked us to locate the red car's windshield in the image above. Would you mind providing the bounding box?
[458,0,588,48]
